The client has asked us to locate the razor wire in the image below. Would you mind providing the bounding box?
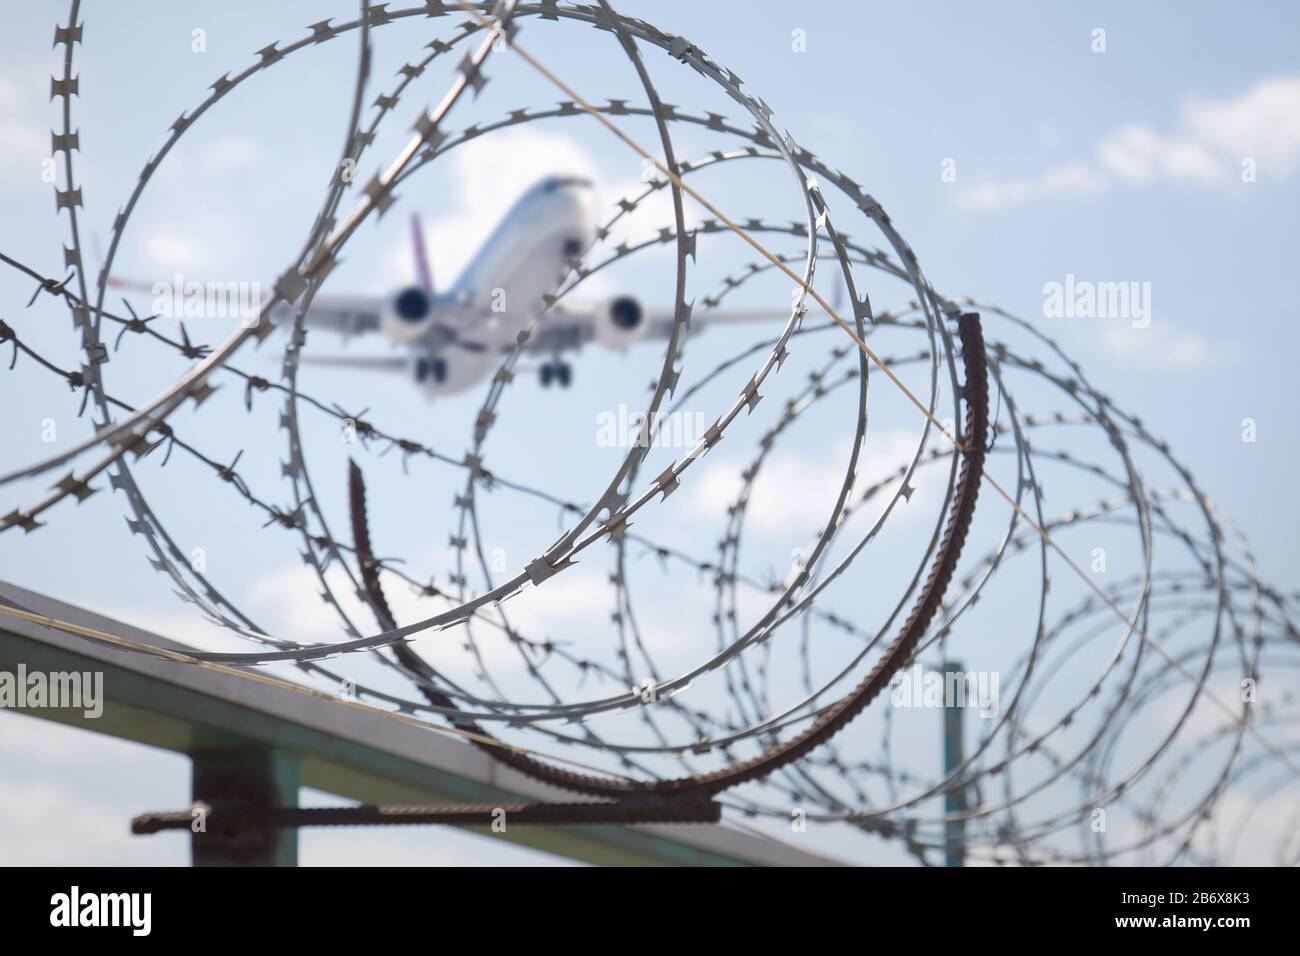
[0,0,1295,865]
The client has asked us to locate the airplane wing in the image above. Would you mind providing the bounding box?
[105,276,384,338]
[271,294,383,338]
[296,354,408,372]
[524,301,794,355]
[643,307,797,340]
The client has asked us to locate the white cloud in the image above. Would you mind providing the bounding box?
[956,160,1107,211]
[1095,123,1225,186]
[385,128,599,290]
[0,715,187,865]
[383,128,692,301]
[685,449,846,537]
[193,133,261,173]
[1182,75,1300,175]
[142,231,206,270]
[245,561,604,672]
[0,779,143,865]
[957,75,1300,210]
[1097,321,1243,370]
[136,214,261,278]
[599,176,701,251]
[0,63,52,186]
[300,826,574,866]
[0,119,45,184]
[1190,787,1297,866]
[683,429,941,538]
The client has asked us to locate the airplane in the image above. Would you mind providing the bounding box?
[112,176,795,398]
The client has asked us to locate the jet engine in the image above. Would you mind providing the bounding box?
[381,285,435,344]
[594,295,647,350]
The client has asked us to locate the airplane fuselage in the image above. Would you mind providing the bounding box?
[387,175,596,397]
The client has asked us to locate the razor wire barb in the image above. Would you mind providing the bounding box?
[0,0,1295,865]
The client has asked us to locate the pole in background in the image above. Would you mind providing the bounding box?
[943,660,967,867]
[191,748,300,866]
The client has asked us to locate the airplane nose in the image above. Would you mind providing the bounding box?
[541,175,594,193]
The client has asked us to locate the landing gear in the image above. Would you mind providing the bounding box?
[540,359,572,388]
[415,357,447,384]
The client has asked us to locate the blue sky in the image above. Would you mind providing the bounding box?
[1,1,1297,866]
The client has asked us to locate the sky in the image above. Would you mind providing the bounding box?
[1,1,1298,867]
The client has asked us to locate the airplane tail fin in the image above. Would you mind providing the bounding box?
[105,275,157,295]
[412,212,434,296]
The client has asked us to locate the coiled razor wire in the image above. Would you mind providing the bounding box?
[0,0,1296,865]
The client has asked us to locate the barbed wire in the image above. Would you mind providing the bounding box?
[0,0,1295,865]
